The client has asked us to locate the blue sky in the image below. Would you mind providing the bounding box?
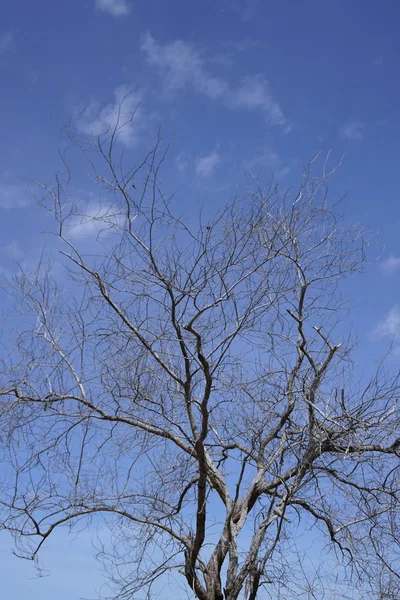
[1,0,400,598]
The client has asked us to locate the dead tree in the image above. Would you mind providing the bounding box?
[0,122,399,600]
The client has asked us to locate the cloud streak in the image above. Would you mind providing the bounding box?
[381,255,400,276]
[175,152,190,174]
[221,0,261,21]
[65,202,124,240]
[95,0,131,16]
[75,85,144,147]
[195,149,221,177]
[374,305,400,339]
[141,32,287,128]
[245,146,289,179]
[340,118,364,141]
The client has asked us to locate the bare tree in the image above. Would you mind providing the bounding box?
[0,120,399,600]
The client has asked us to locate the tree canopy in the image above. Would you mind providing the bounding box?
[0,128,399,600]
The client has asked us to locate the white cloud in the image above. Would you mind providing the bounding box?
[175,152,191,174]
[374,305,400,339]
[141,32,287,127]
[340,119,364,141]
[275,166,290,179]
[234,38,259,52]
[221,0,261,21]
[245,146,289,179]
[219,38,259,56]
[65,202,124,240]
[246,146,279,170]
[0,183,30,209]
[29,70,40,83]
[141,33,227,99]
[226,74,285,125]
[75,85,144,147]
[195,149,221,177]
[95,0,131,16]
[0,31,14,59]
[381,255,400,276]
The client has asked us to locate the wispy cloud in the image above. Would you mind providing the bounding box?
[221,0,261,21]
[0,183,30,209]
[75,85,144,147]
[95,0,131,16]
[0,31,14,60]
[381,255,400,275]
[245,146,289,179]
[219,37,259,56]
[141,32,287,128]
[234,37,259,52]
[195,149,221,177]
[340,118,364,141]
[226,74,286,126]
[141,33,228,98]
[65,202,124,240]
[374,305,400,339]
[28,70,40,83]
[175,152,191,174]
